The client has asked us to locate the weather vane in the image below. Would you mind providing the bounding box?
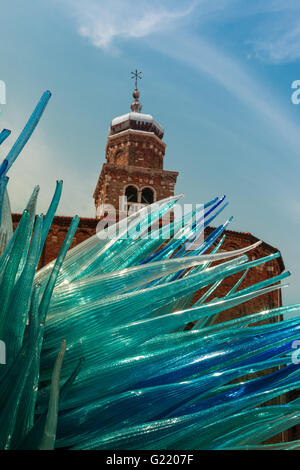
[131,69,142,90]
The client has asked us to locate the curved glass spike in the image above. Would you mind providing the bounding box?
[15,185,40,278]
[2,214,43,364]
[54,356,289,448]
[0,210,30,335]
[142,209,203,264]
[40,282,285,380]
[188,405,300,449]
[43,254,249,341]
[0,91,51,178]
[0,159,8,178]
[147,215,231,265]
[70,376,300,450]
[197,302,300,336]
[44,252,279,349]
[193,279,224,329]
[142,196,227,265]
[178,195,226,244]
[0,185,39,277]
[224,440,300,450]
[170,216,232,266]
[161,356,292,420]
[139,306,300,363]
[204,202,229,228]
[170,235,227,314]
[10,286,40,449]
[192,216,234,256]
[203,195,222,209]
[171,217,220,259]
[0,185,13,255]
[45,327,294,414]
[0,285,40,449]
[202,194,226,220]
[0,129,11,146]
[226,267,249,296]
[39,216,79,322]
[176,362,300,420]
[140,204,204,264]
[49,253,230,312]
[0,176,9,223]
[226,270,290,299]
[143,232,226,292]
[133,306,299,391]
[38,339,66,450]
[36,194,182,288]
[178,200,228,255]
[190,233,226,276]
[39,181,63,258]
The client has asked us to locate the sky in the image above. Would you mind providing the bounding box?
[1,0,300,305]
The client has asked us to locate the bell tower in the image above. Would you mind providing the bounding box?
[93,71,178,219]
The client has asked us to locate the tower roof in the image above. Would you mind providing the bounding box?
[109,72,164,139]
[109,111,164,139]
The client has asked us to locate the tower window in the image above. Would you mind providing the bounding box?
[125,185,138,202]
[141,187,154,204]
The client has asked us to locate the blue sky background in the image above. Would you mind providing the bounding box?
[1,0,300,305]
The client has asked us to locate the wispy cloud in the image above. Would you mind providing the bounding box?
[252,22,300,64]
[148,31,300,156]
[63,0,200,50]
[62,0,300,63]
[227,0,300,64]
[61,0,300,153]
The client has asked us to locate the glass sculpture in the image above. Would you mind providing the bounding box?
[0,92,300,450]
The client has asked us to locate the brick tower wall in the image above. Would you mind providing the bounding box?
[93,130,178,218]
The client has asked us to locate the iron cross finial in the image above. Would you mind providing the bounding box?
[131,69,142,89]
